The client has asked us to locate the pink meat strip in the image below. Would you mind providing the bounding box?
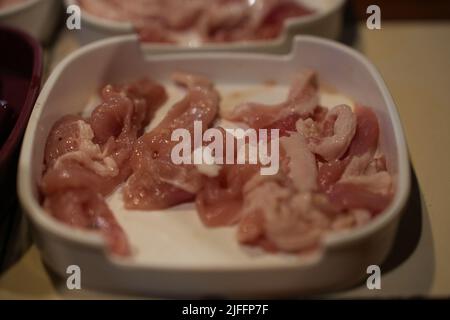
[296,104,357,161]
[224,70,319,129]
[78,0,314,43]
[196,162,260,227]
[196,71,320,227]
[317,105,381,192]
[314,105,393,215]
[40,70,393,257]
[328,171,393,215]
[123,72,220,210]
[195,82,390,253]
[236,133,372,253]
[0,0,25,9]
[41,78,167,256]
[280,132,318,193]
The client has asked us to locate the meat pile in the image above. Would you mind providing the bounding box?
[41,78,168,256]
[78,0,314,44]
[40,71,393,256]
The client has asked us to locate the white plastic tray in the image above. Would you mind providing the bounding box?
[18,35,410,297]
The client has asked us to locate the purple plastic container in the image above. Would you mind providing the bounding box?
[0,25,42,271]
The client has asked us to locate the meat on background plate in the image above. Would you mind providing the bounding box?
[41,78,167,256]
[78,0,315,44]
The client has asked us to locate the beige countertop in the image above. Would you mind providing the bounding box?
[1,21,449,299]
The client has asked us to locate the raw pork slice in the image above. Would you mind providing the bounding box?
[206,97,392,253]
[123,73,220,209]
[296,104,357,161]
[196,163,260,227]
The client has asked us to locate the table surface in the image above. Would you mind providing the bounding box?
[1,21,449,299]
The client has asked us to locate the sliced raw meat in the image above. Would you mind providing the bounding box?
[317,105,381,191]
[346,105,380,157]
[196,163,259,227]
[314,106,392,214]
[0,0,25,9]
[41,77,166,255]
[198,0,250,40]
[279,132,317,193]
[236,104,391,253]
[365,155,387,175]
[342,105,380,177]
[41,161,130,197]
[172,71,214,89]
[42,114,125,196]
[265,113,301,137]
[44,115,87,169]
[339,171,392,195]
[53,120,119,177]
[236,132,323,252]
[40,70,394,258]
[328,172,393,215]
[195,126,260,227]
[237,181,337,252]
[43,79,167,195]
[90,78,167,144]
[317,158,351,192]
